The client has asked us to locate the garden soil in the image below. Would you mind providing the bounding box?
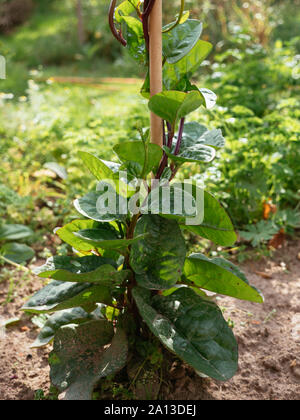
[0,239,299,400]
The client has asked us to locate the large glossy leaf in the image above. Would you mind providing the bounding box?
[0,224,33,241]
[163,20,203,64]
[148,91,204,126]
[75,229,147,251]
[133,287,238,381]
[22,281,113,313]
[113,141,163,176]
[163,40,213,91]
[184,253,264,303]
[50,322,128,400]
[130,215,186,290]
[1,242,34,263]
[56,219,118,253]
[182,191,237,246]
[31,307,91,348]
[74,190,128,223]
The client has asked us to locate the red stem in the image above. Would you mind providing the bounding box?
[108,0,127,47]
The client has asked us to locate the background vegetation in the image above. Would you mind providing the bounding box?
[0,0,299,263]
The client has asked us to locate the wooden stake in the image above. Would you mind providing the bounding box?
[149,0,163,147]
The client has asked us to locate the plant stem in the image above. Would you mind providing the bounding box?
[0,255,32,273]
[162,0,185,33]
[108,0,127,46]
[174,117,185,156]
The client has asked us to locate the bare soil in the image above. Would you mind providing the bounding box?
[0,240,299,400]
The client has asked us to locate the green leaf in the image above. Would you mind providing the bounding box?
[113,141,163,176]
[22,281,113,314]
[132,287,238,381]
[163,40,213,91]
[115,0,139,23]
[1,243,34,263]
[130,215,186,290]
[74,189,127,223]
[31,307,91,348]
[78,152,129,198]
[75,229,147,251]
[0,224,33,241]
[141,183,197,221]
[163,20,203,64]
[50,322,128,400]
[44,162,67,180]
[121,16,146,63]
[163,122,225,164]
[163,144,215,164]
[148,90,204,126]
[184,253,264,303]
[239,221,279,247]
[33,255,128,284]
[56,219,118,253]
[182,191,237,246]
[181,122,225,149]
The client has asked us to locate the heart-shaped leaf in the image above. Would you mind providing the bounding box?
[163,20,203,64]
[133,287,238,381]
[163,40,213,91]
[148,90,204,127]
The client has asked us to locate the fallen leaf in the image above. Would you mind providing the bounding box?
[268,228,285,249]
[255,271,273,279]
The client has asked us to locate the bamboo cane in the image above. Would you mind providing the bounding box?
[149,0,163,147]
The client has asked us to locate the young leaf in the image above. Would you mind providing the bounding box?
[133,287,238,381]
[163,20,203,64]
[1,243,34,263]
[22,281,113,314]
[115,0,139,23]
[182,191,237,246]
[50,322,128,400]
[33,255,128,284]
[113,141,163,175]
[0,224,33,241]
[120,16,146,63]
[163,40,213,91]
[130,215,186,290]
[184,253,264,303]
[148,90,204,126]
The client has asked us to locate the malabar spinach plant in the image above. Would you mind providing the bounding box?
[22,0,263,400]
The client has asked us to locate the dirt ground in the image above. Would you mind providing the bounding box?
[0,239,299,401]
